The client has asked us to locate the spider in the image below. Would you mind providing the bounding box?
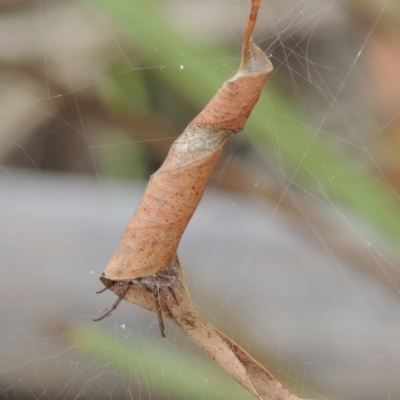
[94,274,179,338]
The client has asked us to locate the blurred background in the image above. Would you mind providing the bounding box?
[1,0,400,399]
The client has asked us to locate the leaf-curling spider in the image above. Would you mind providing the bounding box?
[94,270,180,338]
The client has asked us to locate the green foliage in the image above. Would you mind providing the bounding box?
[71,325,255,399]
[97,130,148,180]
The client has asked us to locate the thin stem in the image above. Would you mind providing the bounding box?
[241,0,260,68]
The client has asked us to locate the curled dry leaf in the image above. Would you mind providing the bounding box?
[96,1,316,399]
[102,39,272,282]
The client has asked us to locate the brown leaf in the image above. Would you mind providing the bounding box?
[102,39,272,282]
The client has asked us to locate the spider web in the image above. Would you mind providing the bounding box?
[1,1,400,399]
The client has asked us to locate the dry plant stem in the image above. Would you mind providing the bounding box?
[241,0,260,69]
[100,257,310,400]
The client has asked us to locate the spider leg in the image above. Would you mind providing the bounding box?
[94,281,133,322]
[167,285,179,305]
[153,284,165,338]
[96,286,110,294]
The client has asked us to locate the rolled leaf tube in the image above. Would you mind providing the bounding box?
[103,43,273,281]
